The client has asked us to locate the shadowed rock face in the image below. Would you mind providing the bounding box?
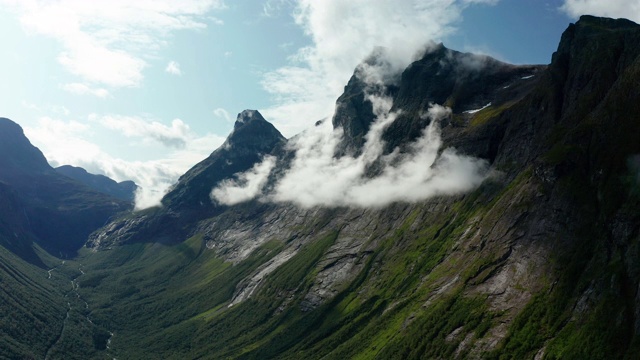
[55,165,137,202]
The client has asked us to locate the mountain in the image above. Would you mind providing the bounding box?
[55,165,137,202]
[0,119,134,359]
[86,109,286,249]
[163,109,286,212]
[0,118,131,254]
[2,15,640,360]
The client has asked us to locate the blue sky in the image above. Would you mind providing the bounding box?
[0,0,637,208]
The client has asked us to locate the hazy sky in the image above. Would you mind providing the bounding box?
[0,0,637,206]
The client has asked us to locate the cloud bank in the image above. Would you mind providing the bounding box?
[212,97,489,208]
[261,0,499,137]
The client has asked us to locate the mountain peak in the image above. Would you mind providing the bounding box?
[0,118,51,174]
[577,14,638,29]
[225,109,285,151]
[161,110,285,213]
[234,109,265,128]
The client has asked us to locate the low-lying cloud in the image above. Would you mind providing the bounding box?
[212,96,489,208]
[211,156,277,205]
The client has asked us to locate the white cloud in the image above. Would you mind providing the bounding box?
[214,97,489,208]
[213,108,233,122]
[2,0,226,88]
[61,83,110,98]
[209,16,225,25]
[165,60,182,75]
[21,100,39,110]
[52,105,71,116]
[97,115,192,149]
[560,0,640,23]
[262,0,292,17]
[260,0,498,137]
[211,155,277,205]
[23,116,225,210]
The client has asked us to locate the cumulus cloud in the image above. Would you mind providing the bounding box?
[61,83,110,98]
[165,61,182,75]
[560,0,640,23]
[211,156,277,205]
[260,0,499,137]
[213,97,489,208]
[24,116,225,210]
[98,115,191,149]
[2,0,226,88]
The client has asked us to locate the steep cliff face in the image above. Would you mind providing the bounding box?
[11,15,640,360]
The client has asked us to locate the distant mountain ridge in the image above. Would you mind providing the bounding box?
[55,165,137,202]
[0,118,131,254]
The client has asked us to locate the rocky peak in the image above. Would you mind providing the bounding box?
[161,110,285,215]
[234,109,262,127]
[224,109,286,153]
[331,44,545,157]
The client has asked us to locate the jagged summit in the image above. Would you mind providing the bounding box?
[234,109,263,126]
[223,109,285,151]
[332,43,545,157]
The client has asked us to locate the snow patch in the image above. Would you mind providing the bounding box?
[464,103,492,114]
